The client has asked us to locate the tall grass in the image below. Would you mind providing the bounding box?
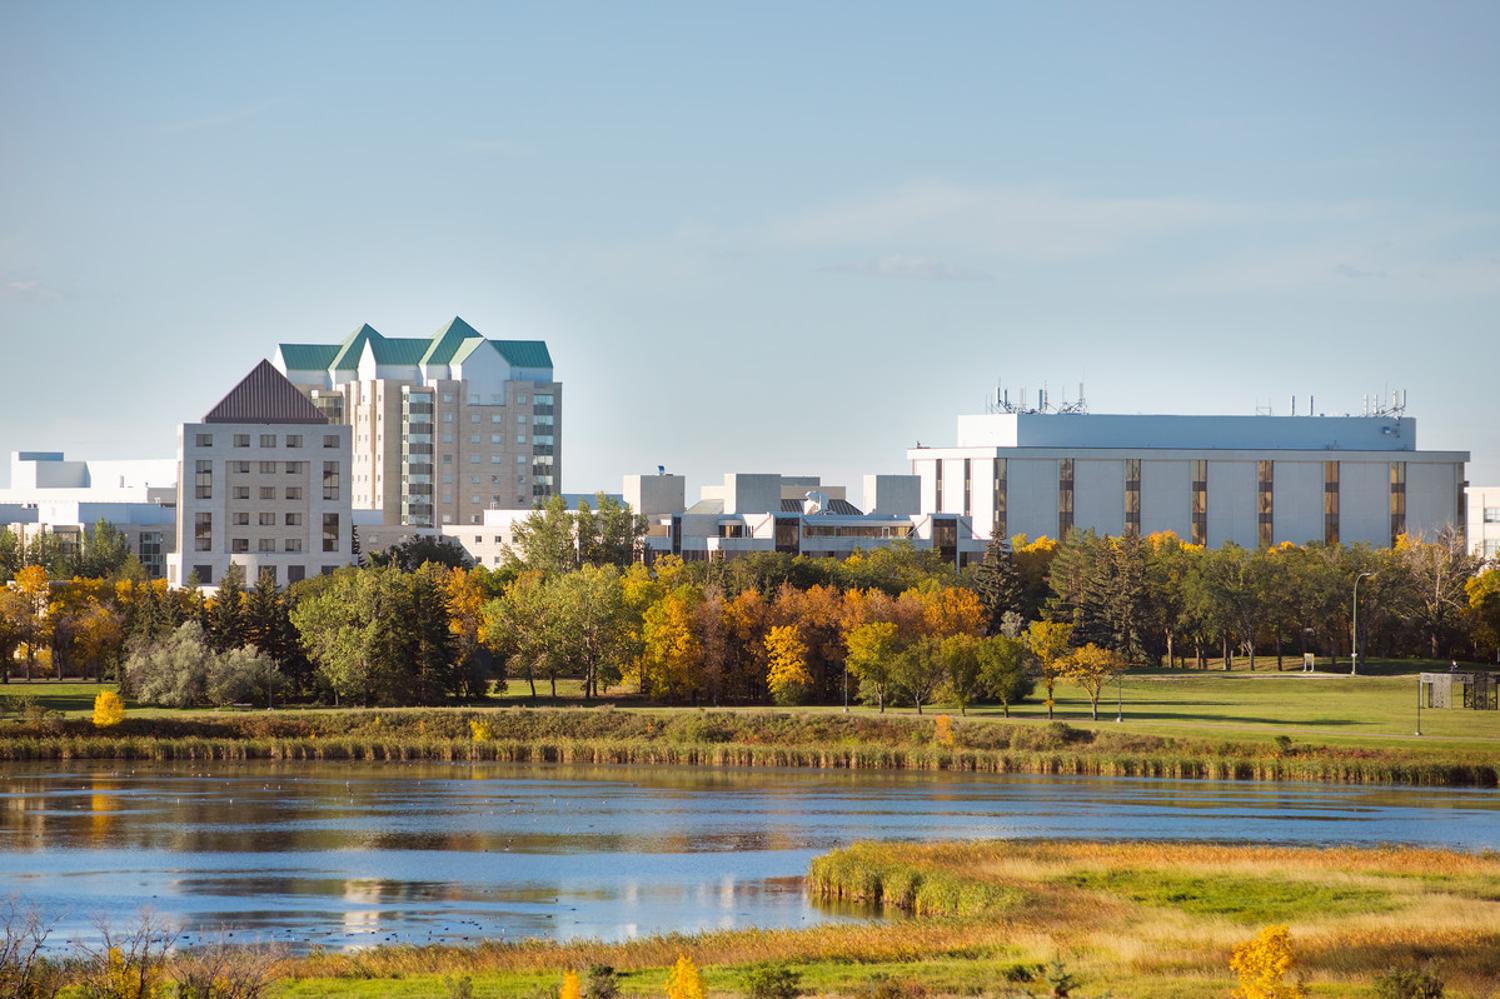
[0,708,1494,786]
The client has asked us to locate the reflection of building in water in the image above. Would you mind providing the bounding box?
[341,879,385,935]
[720,874,736,909]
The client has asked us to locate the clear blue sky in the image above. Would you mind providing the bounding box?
[2,2,1497,494]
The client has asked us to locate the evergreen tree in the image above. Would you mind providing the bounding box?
[209,564,248,652]
[972,534,1023,635]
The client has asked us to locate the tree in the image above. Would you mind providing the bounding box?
[14,565,51,680]
[1063,643,1127,721]
[1229,925,1305,999]
[483,571,558,700]
[208,565,248,653]
[208,645,287,707]
[844,620,901,713]
[577,493,648,568]
[764,624,811,706]
[549,565,631,699]
[369,535,472,571]
[1024,619,1074,719]
[507,495,578,574]
[125,621,215,707]
[0,587,28,682]
[976,634,1032,715]
[1397,531,1483,658]
[246,569,310,692]
[665,955,705,999]
[0,528,20,583]
[972,535,1022,636]
[92,690,125,728]
[71,519,131,579]
[892,637,944,714]
[639,585,704,702]
[1466,568,1500,659]
[938,633,982,714]
[72,601,124,682]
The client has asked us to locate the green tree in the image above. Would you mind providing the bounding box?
[938,633,983,714]
[844,620,901,713]
[368,535,472,571]
[971,535,1022,636]
[208,564,248,653]
[547,564,632,698]
[507,495,579,574]
[976,633,1032,715]
[892,636,944,714]
[71,519,132,579]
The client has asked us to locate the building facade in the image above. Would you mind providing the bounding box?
[167,361,353,587]
[1467,486,1500,559]
[1,451,177,578]
[274,317,559,528]
[909,412,1469,548]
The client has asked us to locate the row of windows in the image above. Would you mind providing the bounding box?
[195,514,341,552]
[194,432,339,449]
[190,563,333,586]
[193,463,340,500]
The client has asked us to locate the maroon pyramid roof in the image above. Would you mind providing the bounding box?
[203,359,327,424]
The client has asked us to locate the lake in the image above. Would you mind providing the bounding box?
[1,761,1496,950]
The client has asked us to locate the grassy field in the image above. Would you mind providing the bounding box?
[257,839,1500,997]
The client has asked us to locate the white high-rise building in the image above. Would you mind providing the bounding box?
[909,411,1468,549]
[1467,486,1500,560]
[168,361,353,587]
[274,317,559,527]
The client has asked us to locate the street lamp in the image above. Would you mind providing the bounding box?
[1115,671,1123,723]
[1352,572,1375,676]
[1415,673,1423,736]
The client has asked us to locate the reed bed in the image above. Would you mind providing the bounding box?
[1,707,1495,786]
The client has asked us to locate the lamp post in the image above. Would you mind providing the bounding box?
[1415,673,1423,736]
[1115,671,1123,723]
[1351,572,1374,676]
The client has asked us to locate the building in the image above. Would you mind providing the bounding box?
[273,317,559,528]
[1467,486,1500,559]
[167,361,353,587]
[357,492,625,569]
[908,412,1469,548]
[1,451,177,577]
[631,471,986,565]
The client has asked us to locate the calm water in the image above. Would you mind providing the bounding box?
[1,761,1496,950]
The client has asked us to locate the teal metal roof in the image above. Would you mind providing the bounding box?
[369,337,429,365]
[331,324,380,371]
[492,340,553,368]
[421,316,483,366]
[278,343,340,370]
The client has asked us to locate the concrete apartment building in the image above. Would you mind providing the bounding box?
[1468,486,1500,559]
[0,451,177,577]
[628,471,987,565]
[167,361,353,587]
[273,317,559,528]
[909,411,1469,548]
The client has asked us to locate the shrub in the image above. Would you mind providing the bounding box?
[745,964,802,999]
[125,622,214,708]
[560,970,582,999]
[172,941,282,998]
[1229,925,1306,999]
[855,975,927,999]
[584,964,621,999]
[207,647,286,708]
[933,715,954,747]
[0,902,64,999]
[1373,967,1444,999]
[470,719,494,743]
[665,954,704,999]
[92,691,126,729]
[443,976,475,999]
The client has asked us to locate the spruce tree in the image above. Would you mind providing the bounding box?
[973,534,1022,635]
[209,564,248,652]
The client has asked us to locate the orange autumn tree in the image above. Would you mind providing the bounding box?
[1229,925,1305,999]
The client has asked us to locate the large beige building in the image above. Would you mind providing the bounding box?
[167,361,353,587]
[274,317,559,527]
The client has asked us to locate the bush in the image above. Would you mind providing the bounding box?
[855,975,927,999]
[744,964,802,999]
[92,691,125,729]
[125,622,214,707]
[172,941,283,998]
[207,647,286,707]
[584,964,620,999]
[0,902,64,999]
[1373,968,1444,999]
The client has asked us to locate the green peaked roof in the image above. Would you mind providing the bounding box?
[278,343,340,371]
[331,324,381,371]
[491,340,553,368]
[421,316,484,366]
[369,337,429,365]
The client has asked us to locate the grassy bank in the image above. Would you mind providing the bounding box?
[261,840,1500,997]
[0,703,1496,786]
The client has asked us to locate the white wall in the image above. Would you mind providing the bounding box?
[1207,461,1257,547]
[1007,458,1058,540]
[1339,461,1389,546]
[1406,463,1457,542]
[1073,459,1124,536]
[1139,460,1191,537]
[1272,461,1324,545]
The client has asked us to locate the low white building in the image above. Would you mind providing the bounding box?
[168,361,353,587]
[1467,486,1500,560]
[1,451,178,577]
[631,471,986,566]
[909,412,1468,548]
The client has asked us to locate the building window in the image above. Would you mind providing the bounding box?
[1058,459,1074,539]
[258,538,275,553]
[992,459,1007,540]
[260,486,275,500]
[1324,461,1340,545]
[258,512,275,527]
[233,512,250,526]
[193,565,213,585]
[231,538,249,553]
[323,461,340,500]
[285,512,302,526]
[323,434,339,449]
[322,513,339,552]
[233,434,250,448]
[286,486,302,500]
[286,434,303,448]
[288,564,305,582]
[491,415,502,425]
[259,434,276,448]
[285,461,305,474]
[1390,462,1407,545]
[1257,460,1274,548]
[137,532,163,578]
[962,459,972,518]
[259,461,277,474]
[934,463,943,512]
[1191,460,1208,546]
[1125,459,1142,537]
[233,486,250,500]
[232,461,250,474]
[1485,507,1500,524]
[194,459,212,499]
[194,512,212,552]
[194,433,213,447]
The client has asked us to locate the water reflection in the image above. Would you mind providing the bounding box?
[0,761,1495,950]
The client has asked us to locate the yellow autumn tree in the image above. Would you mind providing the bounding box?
[15,564,51,680]
[665,954,705,999]
[559,970,581,999]
[1023,619,1074,719]
[1229,925,1305,999]
[764,624,811,706]
[1062,643,1127,720]
[92,690,125,729]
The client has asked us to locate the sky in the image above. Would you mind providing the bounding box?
[1,1,1497,497]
